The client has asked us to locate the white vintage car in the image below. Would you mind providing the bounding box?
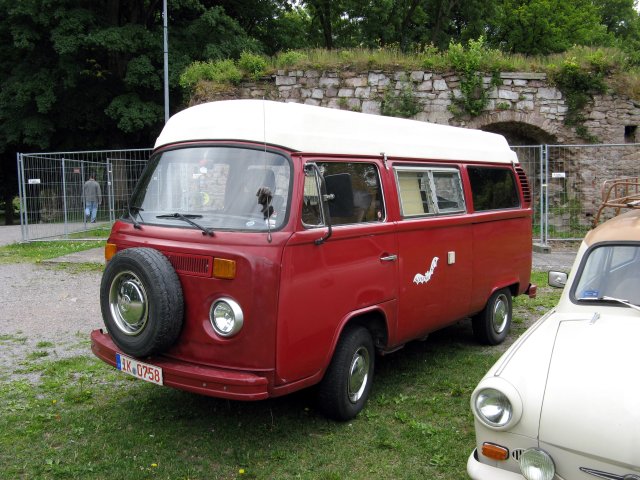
[467,208,640,480]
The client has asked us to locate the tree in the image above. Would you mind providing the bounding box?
[490,0,609,55]
[0,0,259,224]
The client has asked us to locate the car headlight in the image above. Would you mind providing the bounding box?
[209,298,244,337]
[475,388,512,426]
[520,448,555,480]
[471,377,523,430]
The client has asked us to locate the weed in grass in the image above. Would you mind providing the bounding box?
[26,350,49,360]
[36,341,55,349]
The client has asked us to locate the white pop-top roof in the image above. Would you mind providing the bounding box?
[155,99,518,164]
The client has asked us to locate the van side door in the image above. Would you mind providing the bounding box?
[277,159,398,385]
[393,165,472,343]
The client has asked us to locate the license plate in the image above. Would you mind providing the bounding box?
[116,353,163,386]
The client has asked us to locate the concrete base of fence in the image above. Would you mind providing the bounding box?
[533,243,552,254]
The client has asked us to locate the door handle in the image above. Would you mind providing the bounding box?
[380,254,398,262]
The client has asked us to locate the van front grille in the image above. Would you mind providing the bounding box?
[164,252,213,277]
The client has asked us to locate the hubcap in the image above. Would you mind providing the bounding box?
[109,271,148,336]
[492,294,509,334]
[348,346,370,403]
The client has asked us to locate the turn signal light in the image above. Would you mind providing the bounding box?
[213,258,236,279]
[481,442,509,461]
[105,243,117,262]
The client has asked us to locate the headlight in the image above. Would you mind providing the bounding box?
[520,448,555,480]
[471,377,523,430]
[474,388,512,427]
[209,298,244,337]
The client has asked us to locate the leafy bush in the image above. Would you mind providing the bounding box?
[238,51,268,80]
[381,82,422,118]
[179,60,243,90]
[275,50,309,68]
[446,38,502,118]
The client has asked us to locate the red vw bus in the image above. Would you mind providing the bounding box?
[91,100,535,420]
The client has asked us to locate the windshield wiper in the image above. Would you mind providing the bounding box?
[128,205,144,230]
[156,213,214,236]
[579,295,640,312]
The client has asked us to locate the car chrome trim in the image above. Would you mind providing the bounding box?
[580,467,640,480]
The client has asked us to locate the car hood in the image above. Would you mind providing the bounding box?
[539,313,640,467]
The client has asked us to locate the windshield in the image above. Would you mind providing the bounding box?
[130,146,291,231]
[573,243,640,305]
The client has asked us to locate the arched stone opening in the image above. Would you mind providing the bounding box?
[466,111,560,145]
[481,121,557,145]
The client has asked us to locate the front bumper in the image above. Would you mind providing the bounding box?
[468,449,523,480]
[91,329,270,400]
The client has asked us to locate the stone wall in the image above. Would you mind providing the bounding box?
[225,69,640,146]
[193,69,640,235]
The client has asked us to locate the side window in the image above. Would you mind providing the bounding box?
[468,167,520,211]
[302,161,384,227]
[395,167,465,217]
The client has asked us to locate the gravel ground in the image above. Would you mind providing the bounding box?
[0,226,104,381]
[0,223,578,384]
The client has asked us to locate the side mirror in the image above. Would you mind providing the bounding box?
[548,271,568,289]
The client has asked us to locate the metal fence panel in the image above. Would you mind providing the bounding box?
[17,149,150,241]
[513,143,640,244]
[17,144,640,243]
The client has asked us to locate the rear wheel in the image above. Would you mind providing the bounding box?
[472,288,512,345]
[317,325,375,421]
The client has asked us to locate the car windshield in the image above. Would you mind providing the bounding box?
[130,146,291,232]
[573,244,640,305]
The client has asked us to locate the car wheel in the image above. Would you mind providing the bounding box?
[472,288,512,345]
[100,247,184,357]
[317,325,375,421]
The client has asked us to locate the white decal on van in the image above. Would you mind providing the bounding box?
[413,257,439,285]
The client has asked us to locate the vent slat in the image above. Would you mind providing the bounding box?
[515,166,532,207]
[165,252,213,277]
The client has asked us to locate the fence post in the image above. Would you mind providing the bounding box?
[540,145,549,247]
[61,157,69,237]
[17,153,28,242]
[107,160,115,223]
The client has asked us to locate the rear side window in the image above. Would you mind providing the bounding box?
[395,167,465,217]
[467,167,520,211]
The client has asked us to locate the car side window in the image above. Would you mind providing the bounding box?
[395,167,465,217]
[467,166,520,211]
[302,161,384,227]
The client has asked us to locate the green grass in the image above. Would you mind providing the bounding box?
[0,337,498,480]
[0,269,560,479]
[0,274,561,480]
[0,240,104,265]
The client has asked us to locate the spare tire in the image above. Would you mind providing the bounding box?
[100,247,184,357]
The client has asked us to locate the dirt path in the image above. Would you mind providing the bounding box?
[0,263,102,377]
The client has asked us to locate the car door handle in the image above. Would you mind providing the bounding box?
[380,254,398,262]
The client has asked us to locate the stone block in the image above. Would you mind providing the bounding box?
[417,80,433,91]
[410,71,424,82]
[355,86,371,98]
[338,88,354,97]
[362,100,381,115]
[433,79,448,91]
[498,89,519,101]
[345,77,367,87]
[319,77,340,88]
[538,87,561,100]
[276,75,297,86]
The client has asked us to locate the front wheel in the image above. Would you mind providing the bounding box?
[472,288,512,345]
[317,325,375,421]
